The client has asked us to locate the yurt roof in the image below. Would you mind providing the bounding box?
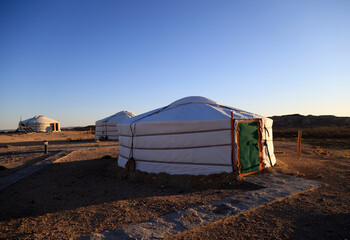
[20,115,59,124]
[96,111,136,123]
[119,96,264,124]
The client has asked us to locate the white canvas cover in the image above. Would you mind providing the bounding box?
[95,111,135,140]
[18,115,60,132]
[118,96,276,175]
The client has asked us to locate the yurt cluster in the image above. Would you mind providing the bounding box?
[18,96,276,176]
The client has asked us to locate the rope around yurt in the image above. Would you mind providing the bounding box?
[125,157,135,172]
[264,126,274,167]
[126,105,171,172]
[125,101,241,172]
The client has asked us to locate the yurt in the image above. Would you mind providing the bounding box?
[95,111,136,140]
[18,115,60,132]
[118,96,276,176]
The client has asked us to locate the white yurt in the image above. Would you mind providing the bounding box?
[118,96,276,176]
[18,115,60,132]
[95,111,136,140]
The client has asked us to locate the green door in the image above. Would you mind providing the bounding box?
[238,121,261,174]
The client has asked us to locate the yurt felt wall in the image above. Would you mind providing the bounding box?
[95,111,136,140]
[117,96,276,176]
[18,115,60,132]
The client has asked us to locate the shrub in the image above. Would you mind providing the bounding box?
[67,138,83,142]
[0,145,12,149]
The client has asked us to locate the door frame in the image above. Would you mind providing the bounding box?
[236,120,264,176]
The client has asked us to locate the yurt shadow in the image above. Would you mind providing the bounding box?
[1,139,97,147]
[0,151,59,178]
[285,212,349,239]
[0,157,260,222]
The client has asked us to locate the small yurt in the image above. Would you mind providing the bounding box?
[18,115,60,132]
[118,96,276,176]
[95,111,136,140]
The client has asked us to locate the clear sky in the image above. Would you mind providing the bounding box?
[0,0,349,129]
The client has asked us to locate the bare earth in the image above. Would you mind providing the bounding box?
[169,141,350,240]
[0,131,349,239]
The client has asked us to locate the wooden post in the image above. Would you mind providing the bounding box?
[297,130,302,154]
[44,141,49,154]
[230,111,235,171]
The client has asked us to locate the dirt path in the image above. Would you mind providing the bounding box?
[167,141,350,240]
[0,150,73,191]
[82,173,321,240]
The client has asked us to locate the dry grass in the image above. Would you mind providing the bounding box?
[0,145,12,149]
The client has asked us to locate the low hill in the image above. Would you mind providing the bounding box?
[61,125,95,131]
[60,114,350,132]
[270,114,350,149]
[270,114,350,128]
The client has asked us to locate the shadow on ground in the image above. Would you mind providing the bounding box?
[0,139,98,147]
[0,151,59,178]
[0,158,259,222]
[288,212,350,239]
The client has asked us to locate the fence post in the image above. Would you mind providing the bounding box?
[44,141,49,154]
[297,130,302,154]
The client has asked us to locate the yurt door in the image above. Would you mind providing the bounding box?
[237,120,263,176]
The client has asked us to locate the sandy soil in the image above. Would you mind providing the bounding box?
[0,131,115,155]
[0,131,114,178]
[0,132,255,239]
[168,141,350,240]
[0,152,48,177]
[0,131,349,239]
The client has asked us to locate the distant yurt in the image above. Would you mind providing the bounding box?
[18,115,60,132]
[95,111,136,140]
[118,96,276,176]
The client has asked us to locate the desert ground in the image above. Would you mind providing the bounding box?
[0,128,349,239]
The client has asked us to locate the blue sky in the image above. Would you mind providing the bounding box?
[0,0,349,129]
